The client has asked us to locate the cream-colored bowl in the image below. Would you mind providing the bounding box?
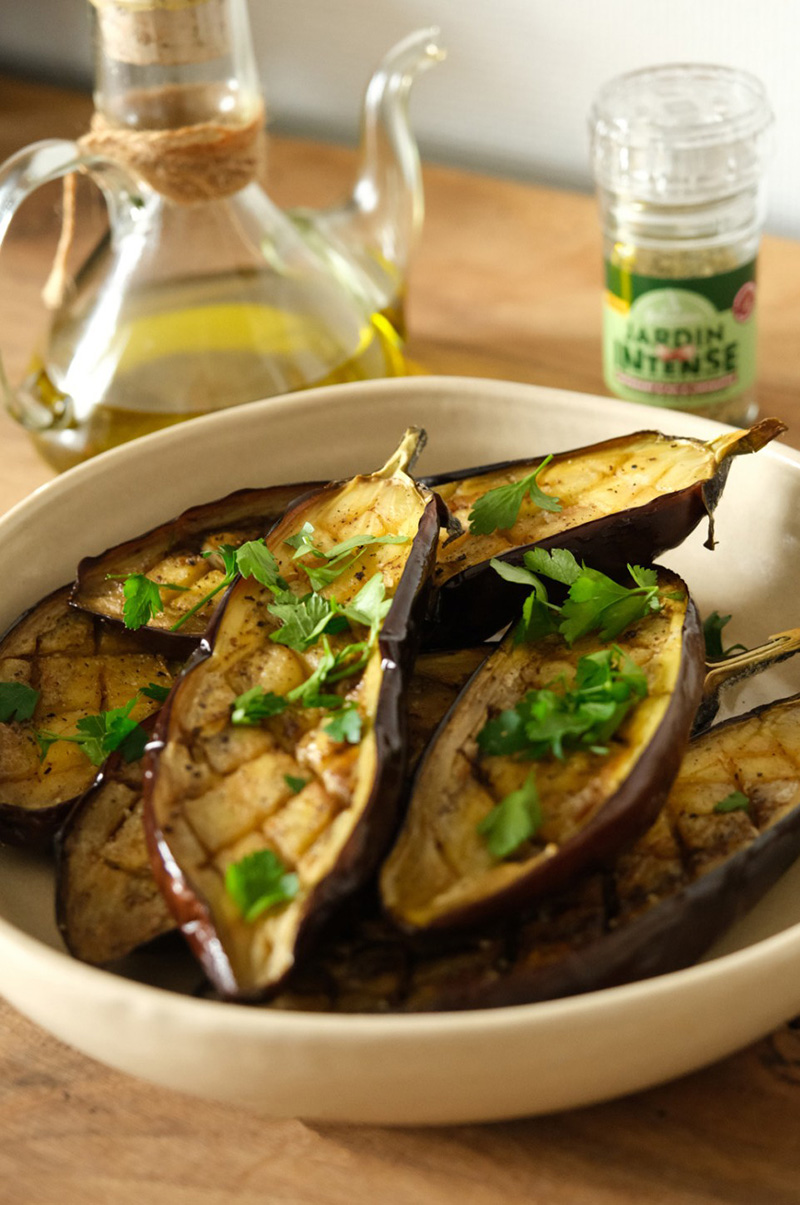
[2,377,800,1125]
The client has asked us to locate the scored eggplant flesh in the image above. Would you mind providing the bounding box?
[71,482,323,653]
[380,568,705,932]
[56,724,175,965]
[0,587,173,847]
[425,420,785,647]
[144,430,442,999]
[272,692,800,1013]
[55,641,487,968]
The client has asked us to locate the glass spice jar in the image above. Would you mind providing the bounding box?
[589,64,774,424]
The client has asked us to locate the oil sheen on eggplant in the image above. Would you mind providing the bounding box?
[144,431,441,999]
[272,692,800,1013]
[381,568,705,932]
[425,420,784,647]
[0,588,173,847]
[71,482,323,654]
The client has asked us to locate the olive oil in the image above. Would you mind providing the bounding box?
[24,274,410,471]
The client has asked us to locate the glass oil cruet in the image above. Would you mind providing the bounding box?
[0,0,445,470]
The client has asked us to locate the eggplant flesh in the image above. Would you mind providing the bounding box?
[54,642,486,968]
[381,569,705,932]
[145,434,441,999]
[0,588,172,847]
[71,482,323,651]
[56,739,174,965]
[426,420,784,647]
[272,692,800,1014]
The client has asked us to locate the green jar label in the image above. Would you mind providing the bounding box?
[602,260,757,408]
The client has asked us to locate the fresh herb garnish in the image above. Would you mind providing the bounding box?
[477,773,543,859]
[0,681,39,723]
[284,774,309,795]
[703,611,748,660]
[35,697,147,766]
[139,681,171,704]
[493,548,672,646]
[468,456,561,535]
[713,790,750,814]
[268,592,348,652]
[231,688,289,726]
[478,646,648,761]
[323,703,363,744]
[224,849,299,922]
[285,525,409,591]
[105,573,190,630]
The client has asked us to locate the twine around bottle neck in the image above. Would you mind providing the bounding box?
[43,92,266,308]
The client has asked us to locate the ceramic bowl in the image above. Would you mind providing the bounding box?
[2,376,800,1125]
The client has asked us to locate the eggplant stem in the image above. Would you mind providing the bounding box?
[375,427,427,479]
[708,417,786,465]
[695,627,800,735]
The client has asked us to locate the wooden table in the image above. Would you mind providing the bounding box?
[1,76,799,1205]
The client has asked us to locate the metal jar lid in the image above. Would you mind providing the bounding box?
[589,64,774,204]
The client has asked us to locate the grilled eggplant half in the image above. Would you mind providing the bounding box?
[426,420,784,646]
[144,431,442,999]
[273,692,800,1013]
[71,482,323,655]
[381,568,705,932]
[0,588,173,847]
[54,646,487,968]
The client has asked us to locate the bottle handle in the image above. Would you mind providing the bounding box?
[0,138,142,433]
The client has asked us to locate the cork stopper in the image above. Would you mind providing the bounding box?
[91,0,230,66]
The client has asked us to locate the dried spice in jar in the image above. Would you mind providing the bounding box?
[590,65,773,424]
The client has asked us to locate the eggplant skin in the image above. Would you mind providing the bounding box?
[273,693,800,1014]
[0,587,172,849]
[381,569,706,933]
[71,481,324,655]
[144,468,443,1000]
[423,420,785,649]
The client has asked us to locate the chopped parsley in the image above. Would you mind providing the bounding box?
[105,573,189,630]
[285,524,410,592]
[323,703,363,744]
[703,611,747,661]
[492,548,674,647]
[468,456,561,535]
[35,697,147,766]
[284,774,309,795]
[224,849,299,923]
[478,646,648,762]
[477,773,543,859]
[0,681,39,723]
[714,790,750,814]
[231,688,289,726]
[139,681,171,704]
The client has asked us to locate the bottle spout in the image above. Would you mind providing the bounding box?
[295,29,445,318]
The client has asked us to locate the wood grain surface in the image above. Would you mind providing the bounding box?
[1,75,799,1205]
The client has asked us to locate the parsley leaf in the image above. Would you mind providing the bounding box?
[500,551,667,647]
[224,849,299,922]
[339,572,393,632]
[478,646,647,761]
[468,456,562,535]
[284,774,309,794]
[110,573,188,630]
[287,526,410,592]
[703,611,748,660]
[0,681,39,723]
[35,697,147,766]
[231,688,289,726]
[323,704,362,744]
[477,773,542,859]
[139,681,171,704]
[268,592,348,652]
[714,790,750,814]
[235,541,289,593]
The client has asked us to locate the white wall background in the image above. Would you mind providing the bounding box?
[2,0,799,235]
